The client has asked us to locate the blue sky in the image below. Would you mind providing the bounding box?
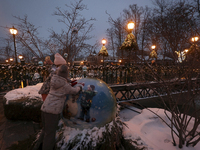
[0,0,153,47]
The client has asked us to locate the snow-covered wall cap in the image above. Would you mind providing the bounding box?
[4,83,42,104]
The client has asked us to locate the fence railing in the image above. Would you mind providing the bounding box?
[70,65,199,84]
[110,78,200,104]
[0,64,199,92]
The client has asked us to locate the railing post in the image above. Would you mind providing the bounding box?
[115,66,118,84]
[127,63,130,83]
[124,63,127,84]
[119,66,122,84]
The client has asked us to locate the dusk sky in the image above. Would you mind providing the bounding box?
[0,0,154,48]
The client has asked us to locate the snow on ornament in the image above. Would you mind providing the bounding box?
[62,78,117,130]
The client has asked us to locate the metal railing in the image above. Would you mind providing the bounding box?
[0,63,199,92]
[110,78,200,103]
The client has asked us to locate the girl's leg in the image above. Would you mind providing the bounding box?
[42,112,60,150]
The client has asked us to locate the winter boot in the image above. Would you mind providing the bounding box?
[86,119,90,122]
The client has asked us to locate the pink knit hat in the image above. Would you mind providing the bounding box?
[54,53,66,65]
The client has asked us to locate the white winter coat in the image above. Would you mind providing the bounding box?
[41,74,80,114]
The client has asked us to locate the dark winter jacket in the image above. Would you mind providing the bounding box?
[38,65,56,95]
[80,90,97,108]
[41,74,80,114]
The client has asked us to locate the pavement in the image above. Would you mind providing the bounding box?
[0,91,41,150]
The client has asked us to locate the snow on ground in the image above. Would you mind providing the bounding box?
[119,106,200,150]
[3,83,200,150]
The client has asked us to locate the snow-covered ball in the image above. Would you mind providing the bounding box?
[62,78,117,129]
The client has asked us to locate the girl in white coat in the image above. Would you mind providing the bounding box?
[37,64,81,150]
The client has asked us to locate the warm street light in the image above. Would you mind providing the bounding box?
[5,59,9,63]
[98,38,108,66]
[10,27,18,35]
[190,36,199,58]
[191,36,199,42]
[19,55,25,65]
[18,55,23,60]
[10,26,18,64]
[102,38,106,46]
[10,58,14,62]
[151,45,156,50]
[149,45,157,60]
[127,21,134,31]
[119,59,122,63]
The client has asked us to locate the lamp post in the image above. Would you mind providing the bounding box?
[64,53,68,65]
[127,21,135,64]
[99,38,107,66]
[151,45,157,58]
[19,55,25,65]
[72,27,78,62]
[10,26,18,64]
[98,38,108,81]
[191,36,199,58]
[102,38,106,66]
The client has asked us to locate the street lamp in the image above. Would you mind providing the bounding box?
[151,45,156,50]
[127,21,134,32]
[98,38,108,66]
[149,45,158,62]
[98,38,108,81]
[102,38,106,66]
[10,26,18,64]
[10,58,14,63]
[127,21,135,64]
[5,59,9,63]
[191,36,199,42]
[19,55,23,60]
[190,36,199,58]
[102,38,106,46]
[64,53,68,65]
[18,55,25,65]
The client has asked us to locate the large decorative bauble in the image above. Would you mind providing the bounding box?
[62,78,117,130]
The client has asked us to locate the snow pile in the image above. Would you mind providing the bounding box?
[56,116,144,150]
[4,83,42,104]
[120,107,200,150]
[57,125,106,149]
